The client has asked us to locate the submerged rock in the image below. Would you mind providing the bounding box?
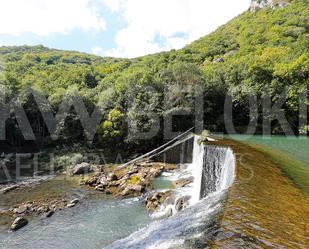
[9,217,28,231]
[66,199,79,208]
[45,210,54,218]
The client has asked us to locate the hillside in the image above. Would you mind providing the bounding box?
[0,0,308,149]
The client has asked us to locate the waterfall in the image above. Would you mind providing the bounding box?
[189,138,236,204]
[200,145,236,199]
[104,136,236,249]
[188,136,204,205]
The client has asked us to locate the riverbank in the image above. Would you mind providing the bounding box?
[0,158,184,232]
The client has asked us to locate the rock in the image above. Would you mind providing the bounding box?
[164,195,177,206]
[95,184,105,191]
[0,185,18,194]
[45,210,54,218]
[250,0,289,11]
[114,167,131,179]
[99,176,109,186]
[163,163,177,171]
[213,57,224,63]
[36,205,49,213]
[224,50,237,57]
[9,217,28,231]
[13,205,29,214]
[85,161,178,197]
[84,176,98,186]
[145,191,172,213]
[66,199,79,208]
[116,178,128,188]
[120,184,144,196]
[105,186,119,195]
[33,171,44,176]
[107,173,118,181]
[175,195,191,212]
[70,163,92,175]
[172,177,193,188]
[71,199,79,205]
[148,168,162,177]
[150,204,174,220]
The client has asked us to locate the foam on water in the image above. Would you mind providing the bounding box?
[105,136,236,248]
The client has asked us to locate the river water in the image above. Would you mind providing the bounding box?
[0,197,151,249]
[0,136,308,248]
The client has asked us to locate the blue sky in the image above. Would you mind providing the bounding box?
[0,0,251,58]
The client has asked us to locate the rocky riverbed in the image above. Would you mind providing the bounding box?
[0,160,182,232]
[78,162,177,197]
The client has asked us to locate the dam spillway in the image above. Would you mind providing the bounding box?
[105,135,236,249]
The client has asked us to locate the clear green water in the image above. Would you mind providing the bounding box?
[152,176,173,190]
[228,135,309,163]
[228,135,309,193]
[0,198,151,249]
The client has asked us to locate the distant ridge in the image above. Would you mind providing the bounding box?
[250,0,291,11]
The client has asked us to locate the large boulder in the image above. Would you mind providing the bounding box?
[175,195,191,212]
[145,191,172,213]
[172,177,193,188]
[70,163,92,175]
[120,184,144,196]
[9,217,28,231]
[13,204,30,214]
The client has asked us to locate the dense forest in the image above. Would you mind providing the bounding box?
[0,0,308,151]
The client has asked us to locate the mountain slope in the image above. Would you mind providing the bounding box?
[0,0,308,148]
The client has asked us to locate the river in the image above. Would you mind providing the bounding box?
[0,135,308,248]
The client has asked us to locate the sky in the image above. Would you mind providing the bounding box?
[0,0,251,58]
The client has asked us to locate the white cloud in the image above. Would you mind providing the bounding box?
[91,46,105,56]
[0,0,106,36]
[102,0,251,58]
[101,0,124,12]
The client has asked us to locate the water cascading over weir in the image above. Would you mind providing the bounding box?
[200,145,236,199]
[105,132,236,249]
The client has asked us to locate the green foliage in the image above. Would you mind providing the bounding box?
[0,0,308,148]
[97,108,125,144]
